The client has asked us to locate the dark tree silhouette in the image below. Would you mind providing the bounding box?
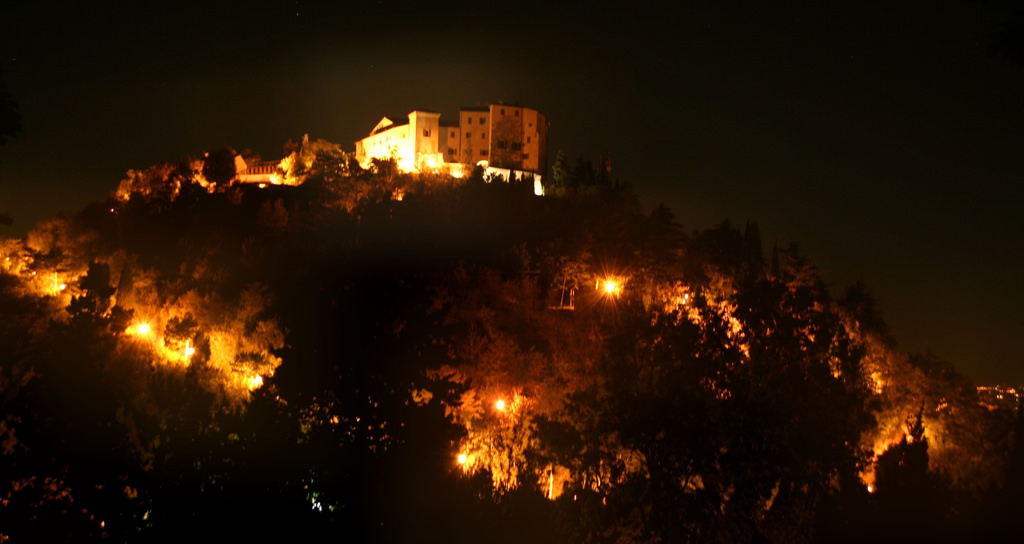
[202,146,237,185]
[551,150,570,189]
[871,410,950,541]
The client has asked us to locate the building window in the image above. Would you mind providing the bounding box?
[481,133,486,139]
[514,110,519,117]
[480,150,488,156]
[467,118,472,124]
[501,108,505,115]
[465,132,471,139]
[479,117,485,124]
[529,122,533,127]
[423,129,430,137]
[523,153,529,159]
[450,131,455,138]
[511,142,522,151]
[526,136,531,143]
[447,147,455,156]
[497,141,507,150]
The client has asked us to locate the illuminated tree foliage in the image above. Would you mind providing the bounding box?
[0,145,1017,542]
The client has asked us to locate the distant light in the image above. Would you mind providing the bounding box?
[495,399,506,411]
[184,339,196,360]
[457,453,468,465]
[136,323,150,335]
[867,484,874,493]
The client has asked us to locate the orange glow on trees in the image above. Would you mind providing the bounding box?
[246,374,264,391]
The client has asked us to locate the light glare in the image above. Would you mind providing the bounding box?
[601,278,623,297]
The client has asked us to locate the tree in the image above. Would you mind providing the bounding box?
[202,146,237,186]
[551,150,570,189]
[596,152,611,186]
[68,260,116,317]
[571,155,595,188]
[871,410,949,540]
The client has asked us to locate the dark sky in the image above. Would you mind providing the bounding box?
[2,1,1022,384]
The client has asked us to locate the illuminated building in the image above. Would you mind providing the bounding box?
[235,157,281,184]
[977,385,1021,411]
[354,110,444,173]
[354,103,549,182]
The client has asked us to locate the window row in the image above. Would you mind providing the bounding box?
[495,141,524,151]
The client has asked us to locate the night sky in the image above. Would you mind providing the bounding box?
[2,1,1022,384]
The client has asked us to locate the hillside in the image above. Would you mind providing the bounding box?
[0,142,1018,542]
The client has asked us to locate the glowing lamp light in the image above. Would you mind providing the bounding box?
[184,340,196,361]
[495,399,506,412]
[50,273,66,294]
[136,323,150,335]
[867,485,874,493]
[457,453,468,465]
[601,278,623,297]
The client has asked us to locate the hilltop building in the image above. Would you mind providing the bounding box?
[235,156,281,184]
[354,103,549,187]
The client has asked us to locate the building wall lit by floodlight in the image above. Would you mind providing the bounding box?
[354,103,549,180]
[354,111,443,172]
